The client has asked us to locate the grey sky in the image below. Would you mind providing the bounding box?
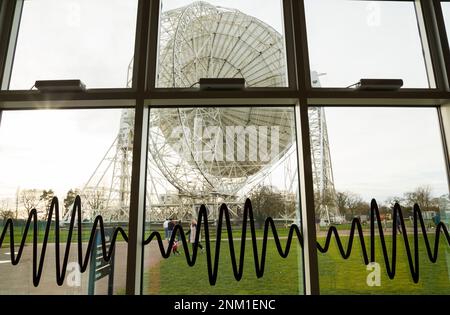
[325,107,448,202]
[0,0,448,208]
[0,109,122,199]
[305,0,429,88]
[9,0,138,89]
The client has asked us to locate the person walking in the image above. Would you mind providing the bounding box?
[315,216,321,233]
[433,212,441,227]
[163,218,170,240]
[382,214,387,232]
[188,219,203,252]
[395,213,402,235]
[168,219,175,240]
[174,219,182,241]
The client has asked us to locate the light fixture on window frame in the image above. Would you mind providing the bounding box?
[351,79,404,91]
[34,79,86,92]
[199,78,246,91]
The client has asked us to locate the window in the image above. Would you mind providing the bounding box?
[143,106,303,294]
[309,107,450,294]
[0,0,449,297]
[156,0,288,88]
[7,0,138,90]
[0,108,133,294]
[304,0,431,88]
[443,1,450,45]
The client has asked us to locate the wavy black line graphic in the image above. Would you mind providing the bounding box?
[144,199,304,285]
[0,196,128,287]
[146,199,450,285]
[0,197,449,287]
[316,200,450,283]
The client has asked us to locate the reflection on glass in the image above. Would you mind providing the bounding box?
[305,0,430,88]
[143,107,303,294]
[0,109,134,294]
[8,0,138,89]
[156,0,287,88]
[309,106,450,294]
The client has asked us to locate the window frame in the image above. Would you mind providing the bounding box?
[304,0,440,90]
[147,0,297,91]
[0,0,447,296]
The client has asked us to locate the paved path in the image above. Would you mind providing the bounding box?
[0,241,163,295]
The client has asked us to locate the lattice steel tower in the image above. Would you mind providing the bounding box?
[309,71,340,223]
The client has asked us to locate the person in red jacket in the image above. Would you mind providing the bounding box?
[172,239,181,255]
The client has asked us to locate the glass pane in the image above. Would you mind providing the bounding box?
[0,108,134,294]
[443,2,450,45]
[309,106,450,294]
[305,0,431,88]
[143,106,303,294]
[156,0,288,88]
[8,0,138,90]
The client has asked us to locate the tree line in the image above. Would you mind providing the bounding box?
[0,188,81,220]
[249,185,446,225]
[0,185,445,223]
[336,185,443,221]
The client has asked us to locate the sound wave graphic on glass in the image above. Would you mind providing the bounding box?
[0,196,448,287]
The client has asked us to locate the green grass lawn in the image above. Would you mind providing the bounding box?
[318,234,450,294]
[144,239,303,295]
[144,232,450,295]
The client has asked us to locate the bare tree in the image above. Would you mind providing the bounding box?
[0,210,15,221]
[250,185,284,227]
[336,191,367,220]
[63,189,80,217]
[0,200,14,221]
[83,188,107,213]
[20,189,42,217]
[348,193,366,218]
[385,196,404,209]
[336,191,349,216]
[40,189,55,220]
[403,186,434,211]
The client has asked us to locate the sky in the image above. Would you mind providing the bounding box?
[9,0,138,89]
[0,109,122,200]
[325,107,448,202]
[304,0,430,88]
[0,0,449,211]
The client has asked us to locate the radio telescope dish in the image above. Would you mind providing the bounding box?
[157,1,287,88]
[150,1,292,197]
